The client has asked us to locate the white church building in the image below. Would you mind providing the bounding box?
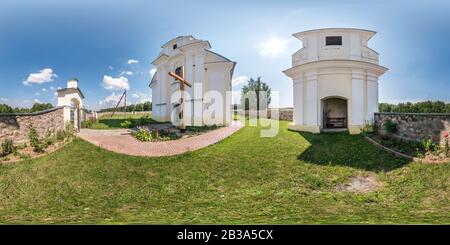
[283,28,388,134]
[150,35,235,126]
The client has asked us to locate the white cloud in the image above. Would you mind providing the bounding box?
[99,92,123,106]
[132,92,151,103]
[149,68,157,78]
[35,92,40,96]
[232,75,248,87]
[0,97,8,102]
[102,75,129,90]
[42,88,47,92]
[23,68,57,85]
[53,91,58,97]
[50,86,55,91]
[127,59,139,64]
[34,98,41,103]
[258,37,288,56]
[108,65,114,70]
[125,71,133,76]
[57,86,62,90]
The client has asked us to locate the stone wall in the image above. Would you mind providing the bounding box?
[236,108,293,121]
[0,107,65,144]
[96,111,151,119]
[374,112,450,144]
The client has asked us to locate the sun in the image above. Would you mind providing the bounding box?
[259,37,288,57]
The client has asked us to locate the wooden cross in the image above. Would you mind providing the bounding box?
[168,66,192,131]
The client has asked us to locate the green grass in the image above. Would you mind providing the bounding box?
[90,113,156,129]
[0,121,448,224]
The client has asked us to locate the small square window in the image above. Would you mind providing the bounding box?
[173,44,178,49]
[326,36,342,46]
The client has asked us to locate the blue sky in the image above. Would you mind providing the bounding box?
[0,0,449,110]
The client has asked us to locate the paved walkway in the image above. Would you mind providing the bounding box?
[78,121,243,157]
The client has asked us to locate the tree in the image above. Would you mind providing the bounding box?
[379,100,450,113]
[240,77,271,111]
[143,101,152,111]
[0,104,13,113]
[30,103,53,112]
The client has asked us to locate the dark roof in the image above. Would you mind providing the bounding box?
[57,87,85,99]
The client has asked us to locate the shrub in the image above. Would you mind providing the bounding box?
[422,137,437,153]
[43,131,55,148]
[443,131,449,157]
[1,139,15,156]
[120,120,133,128]
[133,128,153,141]
[81,119,95,129]
[64,122,76,138]
[56,130,66,141]
[383,120,397,134]
[28,125,44,152]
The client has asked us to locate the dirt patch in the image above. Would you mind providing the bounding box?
[336,173,382,193]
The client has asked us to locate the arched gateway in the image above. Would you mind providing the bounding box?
[57,79,85,131]
[283,28,388,134]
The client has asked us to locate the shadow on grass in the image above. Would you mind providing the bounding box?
[297,132,411,172]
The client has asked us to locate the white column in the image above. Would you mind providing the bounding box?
[160,65,169,120]
[305,74,318,126]
[351,70,365,126]
[193,52,205,126]
[366,72,379,124]
[184,53,194,126]
[293,77,304,125]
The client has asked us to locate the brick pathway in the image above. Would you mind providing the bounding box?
[78,121,243,157]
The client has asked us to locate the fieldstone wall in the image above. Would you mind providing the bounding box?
[374,112,450,144]
[0,107,65,144]
[236,108,293,121]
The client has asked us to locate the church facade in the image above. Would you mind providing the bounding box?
[150,36,236,126]
[283,28,388,134]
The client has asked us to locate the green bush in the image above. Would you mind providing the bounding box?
[64,122,76,138]
[422,137,437,153]
[120,120,133,128]
[1,139,15,156]
[43,131,55,148]
[28,125,44,152]
[56,130,66,141]
[133,128,153,141]
[383,120,398,134]
[81,119,96,129]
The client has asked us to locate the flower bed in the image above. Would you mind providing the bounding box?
[132,125,221,142]
[366,131,450,164]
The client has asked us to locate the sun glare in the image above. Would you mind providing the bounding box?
[259,37,288,57]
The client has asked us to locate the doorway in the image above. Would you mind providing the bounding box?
[322,97,348,129]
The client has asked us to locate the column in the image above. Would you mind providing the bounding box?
[351,70,365,126]
[193,51,205,126]
[293,77,304,125]
[305,74,318,126]
[366,72,379,124]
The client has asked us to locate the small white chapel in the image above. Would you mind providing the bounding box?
[283,28,388,134]
[150,35,236,126]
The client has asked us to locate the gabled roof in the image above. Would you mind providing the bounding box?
[161,35,194,48]
[149,71,157,87]
[205,50,233,62]
[57,87,85,99]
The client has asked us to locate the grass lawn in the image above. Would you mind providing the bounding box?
[90,113,156,129]
[0,121,448,224]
